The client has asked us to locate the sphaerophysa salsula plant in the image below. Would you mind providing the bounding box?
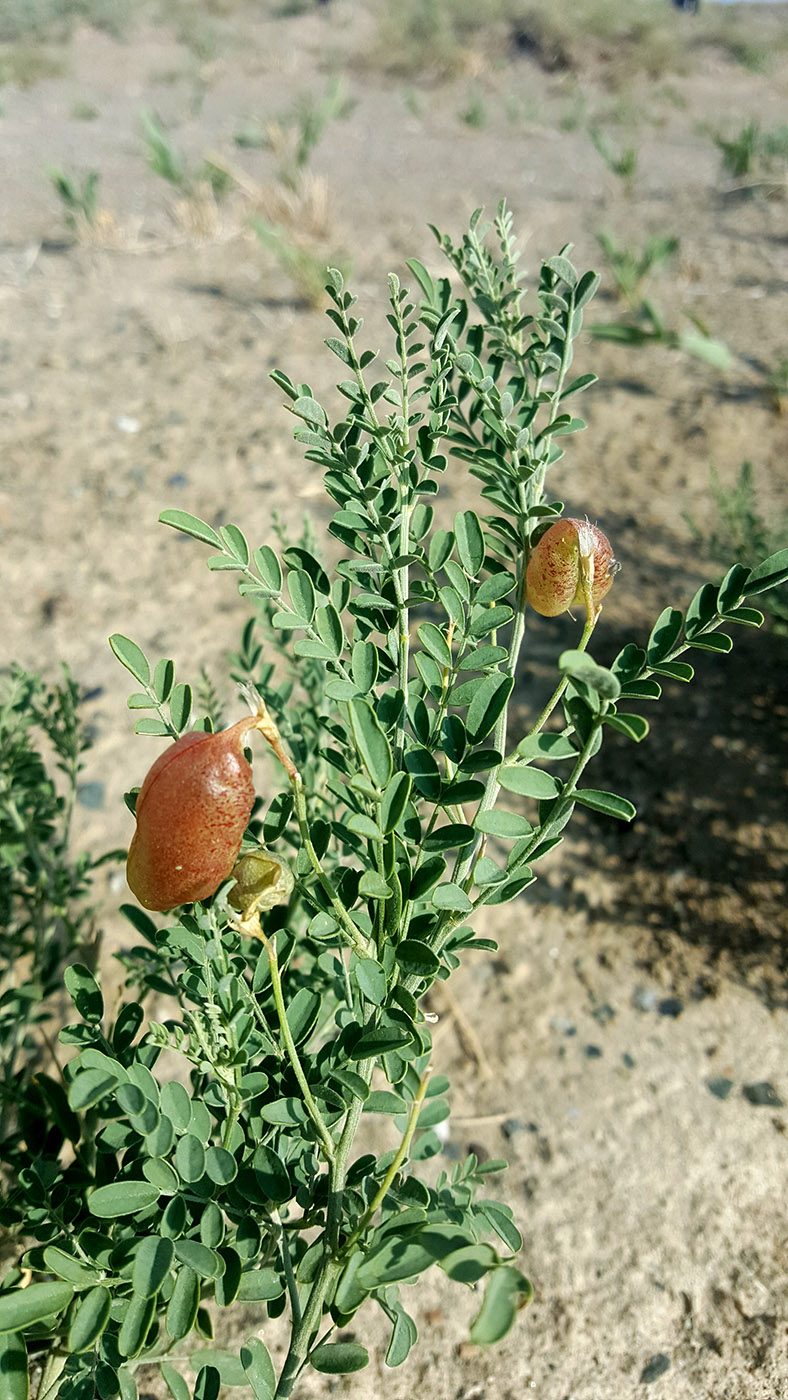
[0,665,115,1137]
[2,203,787,1400]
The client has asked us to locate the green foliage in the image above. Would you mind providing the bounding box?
[48,167,101,231]
[3,204,787,1400]
[238,78,355,191]
[716,121,788,195]
[764,357,788,416]
[716,120,760,179]
[595,229,679,309]
[287,78,355,189]
[141,109,188,188]
[685,463,788,634]
[0,664,117,1160]
[0,41,66,87]
[589,125,638,194]
[371,0,522,78]
[590,296,733,371]
[252,218,338,310]
[459,87,486,130]
[0,0,132,44]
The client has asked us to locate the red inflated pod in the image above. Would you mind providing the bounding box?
[526,518,618,618]
[127,712,264,912]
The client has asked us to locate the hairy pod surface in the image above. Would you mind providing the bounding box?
[126,716,259,910]
[526,518,616,617]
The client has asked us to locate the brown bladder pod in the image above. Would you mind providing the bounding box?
[126,692,293,912]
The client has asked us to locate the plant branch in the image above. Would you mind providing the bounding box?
[237,916,336,1163]
[343,1066,431,1255]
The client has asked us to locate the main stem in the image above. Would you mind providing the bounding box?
[274,1058,372,1399]
[36,1352,67,1400]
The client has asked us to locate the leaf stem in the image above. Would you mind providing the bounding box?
[275,1060,373,1398]
[523,604,598,743]
[278,1211,302,1328]
[35,1352,68,1400]
[290,775,372,959]
[239,918,336,1163]
[343,1066,431,1254]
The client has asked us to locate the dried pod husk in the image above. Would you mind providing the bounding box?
[126,714,261,911]
[526,518,617,617]
[228,849,294,926]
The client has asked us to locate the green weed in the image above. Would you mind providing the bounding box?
[686,463,788,632]
[596,229,680,309]
[289,77,355,185]
[591,298,733,372]
[716,121,760,180]
[460,87,486,130]
[589,124,638,195]
[141,109,188,188]
[371,0,515,78]
[70,99,99,120]
[716,122,788,196]
[252,216,342,309]
[765,358,788,416]
[0,0,131,43]
[240,79,354,194]
[0,665,112,1139]
[48,167,101,230]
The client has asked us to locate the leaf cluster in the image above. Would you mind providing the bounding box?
[0,666,116,1150]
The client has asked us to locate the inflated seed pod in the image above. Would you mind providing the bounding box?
[526,518,617,618]
[126,713,263,911]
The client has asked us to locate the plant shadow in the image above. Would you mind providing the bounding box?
[511,533,788,1009]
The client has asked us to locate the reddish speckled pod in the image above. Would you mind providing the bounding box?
[526,518,617,618]
[127,714,262,911]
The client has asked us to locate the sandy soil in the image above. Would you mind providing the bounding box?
[1,3,787,1397]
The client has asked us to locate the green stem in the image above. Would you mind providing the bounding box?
[343,1067,430,1255]
[278,1212,302,1328]
[36,1351,67,1400]
[260,929,336,1164]
[393,279,412,762]
[327,1058,372,1254]
[472,705,608,915]
[274,1255,341,1399]
[524,604,599,742]
[291,777,372,959]
[413,695,610,986]
[453,487,529,890]
[275,1060,373,1399]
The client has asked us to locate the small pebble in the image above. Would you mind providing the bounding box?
[167,472,189,488]
[622,1052,636,1069]
[742,1081,784,1108]
[501,1118,526,1141]
[633,987,658,1013]
[640,1353,671,1384]
[584,1045,603,1059]
[706,1077,733,1101]
[658,997,683,1019]
[76,781,105,811]
[550,1017,576,1036]
[592,1002,616,1027]
[115,415,141,434]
